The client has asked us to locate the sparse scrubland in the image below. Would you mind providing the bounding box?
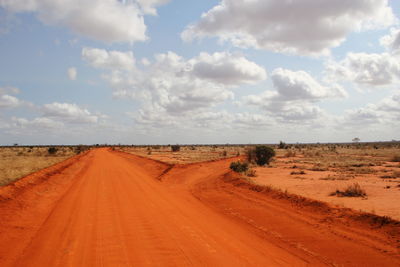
[0,146,89,186]
[1,143,400,266]
[117,141,400,220]
[2,142,400,219]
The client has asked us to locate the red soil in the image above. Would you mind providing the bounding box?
[0,148,399,266]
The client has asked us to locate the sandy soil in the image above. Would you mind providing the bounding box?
[252,156,400,220]
[0,148,399,266]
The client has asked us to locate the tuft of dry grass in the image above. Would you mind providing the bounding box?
[309,164,328,172]
[245,168,257,177]
[390,155,400,162]
[380,171,400,179]
[290,170,306,175]
[329,183,367,197]
[284,150,296,157]
[320,174,351,181]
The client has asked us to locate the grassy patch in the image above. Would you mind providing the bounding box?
[0,146,78,186]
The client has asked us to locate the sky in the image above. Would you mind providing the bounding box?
[0,0,400,145]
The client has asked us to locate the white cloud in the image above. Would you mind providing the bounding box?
[0,0,152,43]
[190,52,267,85]
[380,28,400,54]
[85,49,265,116]
[378,94,400,113]
[82,47,135,70]
[42,102,98,124]
[342,106,382,126]
[136,0,170,15]
[245,68,345,123]
[233,112,273,128]
[12,116,64,129]
[67,67,77,80]
[270,68,347,100]
[141,57,151,66]
[341,93,400,127]
[325,52,400,86]
[0,86,21,108]
[0,94,20,108]
[182,0,395,56]
[132,107,274,131]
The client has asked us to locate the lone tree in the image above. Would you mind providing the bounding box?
[247,145,276,166]
[352,137,360,143]
[278,141,287,149]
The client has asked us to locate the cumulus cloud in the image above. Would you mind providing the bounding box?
[136,0,170,15]
[182,0,395,56]
[190,52,267,85]
[247,96,327,123]
[0,0,166,43]
[82,47,135,70]
[42,102,99,124]
[0,94,20,108]
[245,68,345,123]
[342,107,382,126]
[232,112,273,128]
[67,67,77,80]
[12,116,64,129]
[132,107,274,131]
[84,48,266,116]
[325,52,400,87]
[380,28,400,54]
[340,93,400,128]
[270,68,347,100]
[0,86,22,108]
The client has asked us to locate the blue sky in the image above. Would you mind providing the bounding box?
[0,0,399,145]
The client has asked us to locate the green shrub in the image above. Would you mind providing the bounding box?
[230,161,249,173]
[247,145,275,166]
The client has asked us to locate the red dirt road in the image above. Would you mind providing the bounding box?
[0,148,399,266]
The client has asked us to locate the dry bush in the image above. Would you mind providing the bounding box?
[330,183,367,197]
[348,167,375,174]
[245,168,257,177]
[309,164,328,171]
[284,150,296,157]
[171,145,180,152]
[290,170,305,175]
[390,155,400,162]
[380,171,400,179]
